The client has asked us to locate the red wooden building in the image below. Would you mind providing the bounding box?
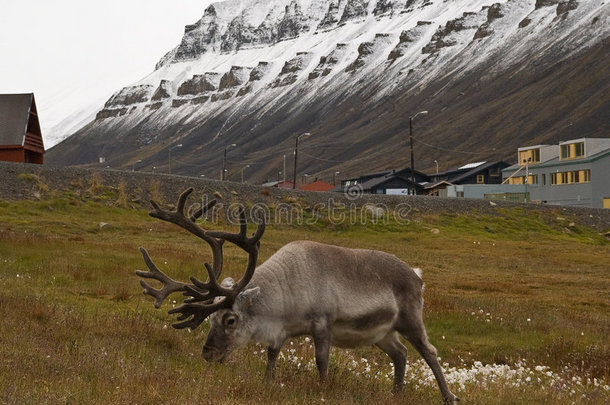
[0,94,45,164]
[299,180,335,192]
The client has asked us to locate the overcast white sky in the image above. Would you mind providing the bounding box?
[0,0,210,143]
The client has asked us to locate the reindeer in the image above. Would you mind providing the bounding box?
[136,188,459,404]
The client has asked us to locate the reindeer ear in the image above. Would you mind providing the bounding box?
[237,287,260,308]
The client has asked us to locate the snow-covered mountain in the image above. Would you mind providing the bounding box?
[47,0,609,182]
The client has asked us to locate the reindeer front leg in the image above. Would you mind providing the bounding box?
[312,319,331,381]
[264,345,282,383]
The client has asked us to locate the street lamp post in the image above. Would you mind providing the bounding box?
[409,111,428,195]
[241,165,250,183]
[222,143,237,181]
[168,144,182,174]
[434,159,439,175]
[333,171,340,186]
[293,132,311,189]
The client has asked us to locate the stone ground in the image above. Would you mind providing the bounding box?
[1,161,609,232]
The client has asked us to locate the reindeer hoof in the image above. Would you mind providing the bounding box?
[444,395,460,404]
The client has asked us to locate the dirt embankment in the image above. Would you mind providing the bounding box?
[1,161,609,232]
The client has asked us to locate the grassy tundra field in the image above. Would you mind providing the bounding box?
[0,168,609,404]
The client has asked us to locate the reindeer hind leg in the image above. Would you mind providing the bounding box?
[375,332,407,394]
[398,310,459,404]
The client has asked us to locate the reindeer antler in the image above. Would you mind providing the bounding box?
[136,188,222,319]
[136,189,265,330]
[168,207,265,329]
[148,187,224,277]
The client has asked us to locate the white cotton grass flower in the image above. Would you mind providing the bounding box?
[269,337,605,399]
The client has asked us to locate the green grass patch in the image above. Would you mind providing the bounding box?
[0,195,608,404]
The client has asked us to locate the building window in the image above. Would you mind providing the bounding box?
[551,169,591,185]
[528,175,538,184]
[508,176,525,185]
[560,142,585,160]
[519,149,540,165]
[541,173,546,186]
[477,174,485,184]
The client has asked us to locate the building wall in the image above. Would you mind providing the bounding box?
[0,148,43,164]
[527,161,593,207]
[0,148,25,163]
[503,154,610,208]
[460,165,505,184]
[591,157,610,209]
[583,139,610,157]
[25,149,44,164]
[444,184,527,199]
[540,145,560,162]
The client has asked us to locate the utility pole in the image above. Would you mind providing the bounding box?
[409,111,428,195]
[241,165,250,183]
[168,144,182,174]
[292,132,311,189]
[222,143,237,181]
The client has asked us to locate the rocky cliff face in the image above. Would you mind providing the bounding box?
[49,0,609,183]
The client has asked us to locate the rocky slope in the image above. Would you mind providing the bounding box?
[47,0,610,184]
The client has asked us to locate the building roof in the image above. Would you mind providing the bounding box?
[0,93,35,146]
[449,160,508,184]
[503,148,610,172]
[261,180,294,188]
[421,180,453,190]
[299,180,334,192]
[457,161,486,170]
[518,144,551,151]
[360,173,421,191]
[433,160,508,183]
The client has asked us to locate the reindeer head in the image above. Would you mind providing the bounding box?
[203,281,261,362]
[136,188,265,359]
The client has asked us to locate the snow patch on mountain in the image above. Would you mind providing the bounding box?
[58,0,609,156]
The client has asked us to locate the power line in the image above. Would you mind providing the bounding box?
[166,136,506,172]
[299,151,379,163]
[412,136,502,156]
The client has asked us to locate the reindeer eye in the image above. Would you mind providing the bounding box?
[223,314,238,327]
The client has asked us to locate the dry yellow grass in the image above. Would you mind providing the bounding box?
[0,196,608,404]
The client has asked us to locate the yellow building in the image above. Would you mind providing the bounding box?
[502,138,610,208]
